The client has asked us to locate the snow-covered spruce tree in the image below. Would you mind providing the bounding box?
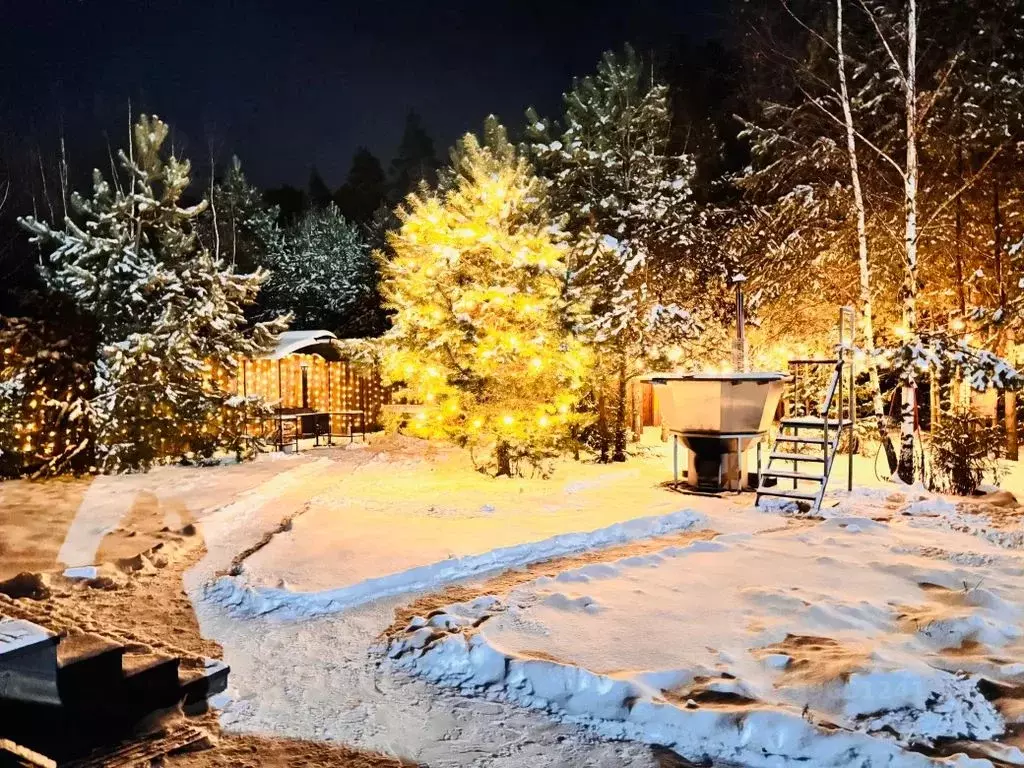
[525,46,721,461]
[259,204,382,336]
[201,156,283,275]
[19,115,287,472]
[380,118,591,477]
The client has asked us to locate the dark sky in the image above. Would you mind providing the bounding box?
[1,0,724,190]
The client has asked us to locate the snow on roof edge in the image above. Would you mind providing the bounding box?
[261,330,339,359]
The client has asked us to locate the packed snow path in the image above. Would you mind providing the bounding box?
[201,440,729,619]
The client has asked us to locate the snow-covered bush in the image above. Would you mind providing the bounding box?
[0,310,96,478]
[929,408,1005,495]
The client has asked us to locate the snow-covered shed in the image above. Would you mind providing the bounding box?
[238,330,385,440]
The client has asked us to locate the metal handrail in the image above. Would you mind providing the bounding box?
[818,366,842,418]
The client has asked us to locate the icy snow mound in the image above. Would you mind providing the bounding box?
[204,508,706,619]
[388,621,996,768]
[385,509,1024,767]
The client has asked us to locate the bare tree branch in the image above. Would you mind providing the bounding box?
[855,0,908,87]
[920,145,1004,235]
[779,0,836,52]
[797,84,907,178]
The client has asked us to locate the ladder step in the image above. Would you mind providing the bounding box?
[770,452,825,463]
[775,435,826,446]
[781,417,852,430]
[756,487,820,502]
[787,358,839,366]
[761,469,825,482]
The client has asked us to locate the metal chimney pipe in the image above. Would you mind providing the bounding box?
[732,274,748,372]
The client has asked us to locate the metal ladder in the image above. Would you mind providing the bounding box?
[755,307,856,512]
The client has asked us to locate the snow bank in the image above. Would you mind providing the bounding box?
[204,509,706,619]
[388,621,994,768]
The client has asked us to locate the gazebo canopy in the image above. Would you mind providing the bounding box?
[260,330,345,361]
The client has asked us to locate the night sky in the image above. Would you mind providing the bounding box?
[1,0,724,190]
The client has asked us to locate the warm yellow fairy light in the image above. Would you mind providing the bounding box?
[502,414,514,425]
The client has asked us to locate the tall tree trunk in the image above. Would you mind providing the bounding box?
[494,440,512,477]
[897,0,920,483]
[612,350,628,462]
[992,174,1018,459]
[631,379,644,442]
[955,142,966,318]
[995,175,1004,312]
[596,353,610,463]
[836,0,897,473]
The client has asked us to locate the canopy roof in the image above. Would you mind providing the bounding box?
[260,330,346,361]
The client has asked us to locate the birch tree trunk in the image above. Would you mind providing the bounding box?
[897,0,920,483]
[836,0,897,472]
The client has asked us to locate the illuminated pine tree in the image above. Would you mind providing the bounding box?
[20,115,288,472]
[380,118,591,476]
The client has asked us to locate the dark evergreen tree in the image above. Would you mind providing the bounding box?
[664,37,748,201]
[389,111,439,201]
[307,167,334,209]
[334,147,387,225]
[265,184,307,227]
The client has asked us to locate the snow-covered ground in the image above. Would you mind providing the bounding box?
[27,432,1024,766]
[388,488,1024,766]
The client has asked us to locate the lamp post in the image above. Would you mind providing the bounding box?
[277,358,283,449]
[300,359,310,410]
